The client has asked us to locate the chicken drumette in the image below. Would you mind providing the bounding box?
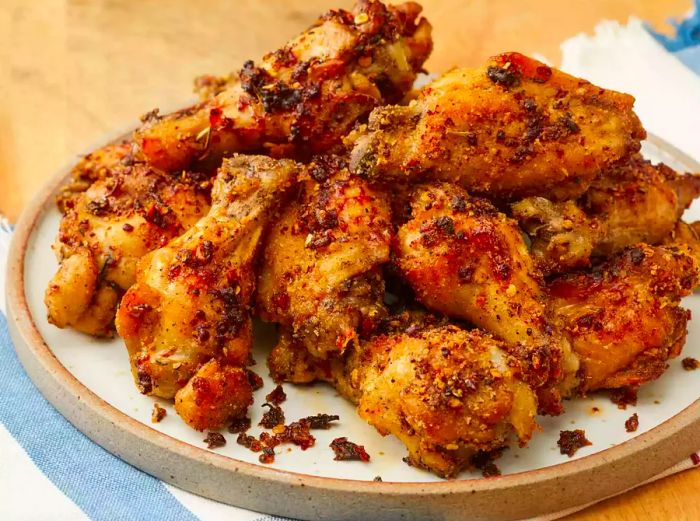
[549,243,699,392]
[136,0,433,172]
[257,156,392,360]
[45,162,210,337]
[393,182,579,413]
[350,52,645,201]
[116,155,298,430]
[268,314,537,478]
[513,156,700,275]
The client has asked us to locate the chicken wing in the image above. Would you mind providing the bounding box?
[549,244,699,392]
[513,156,700,274]
[116,155,298,430]
[350,52,645,201]
[136,0,433,172]
[45,163,210,336]
[257,156,392,359]
[393,182,579,411]
[269,319,537,478]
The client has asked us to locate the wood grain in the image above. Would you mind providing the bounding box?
[2,1,698,519]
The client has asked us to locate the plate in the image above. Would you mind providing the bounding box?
[6,134,700,521]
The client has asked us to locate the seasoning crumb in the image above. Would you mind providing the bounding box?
[259,447,275,464]
[609,387,638,409]
[625,413,639,433]
[682,357,700,371]
[265,385,287,405]
[303,413,340,430]
[204,432,226,449]
[237,433,263,452]
[151,403,166,423]
[557,429,591,457]
[481,462,501,478]
[691,453,700,466]
[246,370,264,391]
[373,476,383,482]
[330,437,370,462]
[227,416,251,434]
[259,403,285,429]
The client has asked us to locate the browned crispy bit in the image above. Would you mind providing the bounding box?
[247,370,264,391]
[303,414,340,430]
[557,429,591,457]
[330,437,371,462]
[265,385,287,405]
[204,432,226,449]
[625,413,639,433]
[682,357,700,371]
[151,403,167,423]
[259,403,285,429]
[610,387,639,410]
[237,433,263,452]
[227,416,251,434]
[259,447,276,464]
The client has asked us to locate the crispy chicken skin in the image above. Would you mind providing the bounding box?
[135,0,433,172]
[45,164,210,337]
[350,52,645,201]
[513,156,700,274]
[116,155,297,429]
[269,320,538,478]
[549,244,698,392]
[56,140,136,212]
[393,182,578,404]
[257,156,392,358]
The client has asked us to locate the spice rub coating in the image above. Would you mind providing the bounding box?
[116,155,297,429]
[136,0,433,171]
[350,52,645,201]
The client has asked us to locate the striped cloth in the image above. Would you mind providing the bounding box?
[2,8,700,520]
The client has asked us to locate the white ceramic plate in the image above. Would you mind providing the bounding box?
[7,135,700,521]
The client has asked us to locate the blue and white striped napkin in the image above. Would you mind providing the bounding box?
[2,5,700,519]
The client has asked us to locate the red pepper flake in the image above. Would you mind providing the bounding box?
[227,416,251,434]
[259,403,285,429]
[691,453,700,466]
[122,223,134,232]
[625,413,639,433]
[557,429,591,457]
[265,385,287,405]
[151,403,167,423]
[682,357,699,371]
[204,432,226,449]
[329,437,370,462]
[259,447,276,464]
[609,387,638,409]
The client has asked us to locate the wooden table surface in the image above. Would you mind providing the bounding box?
[2,1,698,519]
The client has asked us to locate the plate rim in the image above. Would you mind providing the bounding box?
[6,133,700,521]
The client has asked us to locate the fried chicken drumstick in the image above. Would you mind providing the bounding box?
[350,52,645,201]
[268,315,537,478]
[45,160,210,336]
[549,243,699,392]
[393,182,579,413]
[116,155,298,430]
[136,0,432,172]
[257,156,391,360]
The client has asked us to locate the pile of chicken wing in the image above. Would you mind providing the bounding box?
[44,0,700,478]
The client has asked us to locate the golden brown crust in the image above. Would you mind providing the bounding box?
[549,244,698,392]
[350,52,645,201]
[135,0,433,171]
[116,155,298,429]
[257,157,391,359]
[45,163,210,336]
[513,156,700,275]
